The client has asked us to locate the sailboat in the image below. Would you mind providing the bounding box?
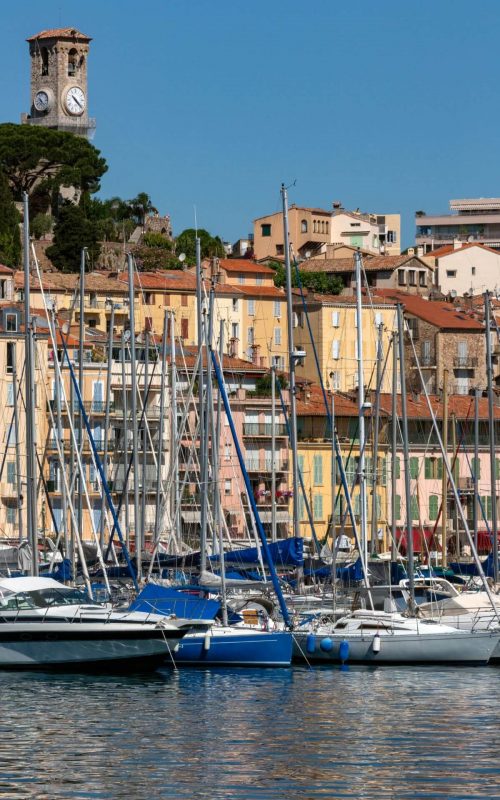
[292,251,500,664]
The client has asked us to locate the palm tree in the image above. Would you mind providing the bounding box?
[129,192,158,229]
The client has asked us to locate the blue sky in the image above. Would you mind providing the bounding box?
[2,0,500,246]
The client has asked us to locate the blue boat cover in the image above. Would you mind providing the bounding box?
[450,554,498,578]
[130,583,220,619]
[209,537,304,567]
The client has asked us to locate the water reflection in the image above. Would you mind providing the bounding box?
[0,665,498,799]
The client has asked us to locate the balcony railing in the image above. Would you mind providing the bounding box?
[411,355,436,368]
[453,356,478,369]
[244,458,289,473]
[243,423,288,437]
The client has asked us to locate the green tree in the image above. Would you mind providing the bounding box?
[270,261,343,294]
[0,169,21,267]
[142,231,173,249]
[128,192,158,228]
[46,203,101,272]
[0,123,107,207]
[30,213,53,240]
[175,228,225,264]
[133,245,181,271]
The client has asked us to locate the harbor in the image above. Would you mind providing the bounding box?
[0,3,500,798]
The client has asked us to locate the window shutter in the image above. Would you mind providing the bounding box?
[6,383,14,406]
[437,458,443,480]
[332,311,340,327]
[410,457,419,479]
[424,458,431,479]
[429,495,438,521]
[395,494,401,520]
[410,495,419,520]
[332,340,340,359]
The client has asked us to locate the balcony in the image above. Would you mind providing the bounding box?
[453,356,478,369]
[411,355,436,368]
[244,458,289,473]
[243,423,288,437]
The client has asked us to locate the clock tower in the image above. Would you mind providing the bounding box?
[22,27,95,139]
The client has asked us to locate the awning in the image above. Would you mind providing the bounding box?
[181,511,201,523]
[258,511,290,523]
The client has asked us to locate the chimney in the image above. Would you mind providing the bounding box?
[407,247,415,256]
[417,246,424,257]
[453,238,462,251]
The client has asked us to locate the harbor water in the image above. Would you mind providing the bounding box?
[1,665,499,800]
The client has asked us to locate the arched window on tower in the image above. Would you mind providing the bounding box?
[301,219,308,233]
[68,49,78,77]
[40,47,49,76]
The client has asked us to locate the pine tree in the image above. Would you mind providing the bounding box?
[0,169,21,267]
[46,203,101,273]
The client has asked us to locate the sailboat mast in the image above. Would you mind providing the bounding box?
[391,331,398,561]
[196,237,208,572]
[354,250,368,566]
[153,310,168,548]
[397,303,415,609]
[127,253,141,578]
[100,303,114,551]
[370,321,383,554]
[22,193,38,575]
[271,364,277,543]
[12,350,23,543]
[78,247,85,540]
[484,291,499,584]
[281,184,299,542]
[473,388,480,553]
[441,367,449,567]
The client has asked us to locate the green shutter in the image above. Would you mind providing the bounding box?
[395,456,400,479]
[381,458,387,485]
[410,457,419,479]
[298,455,304,475]
[436,458,443,480]
[395,495,401,520]
[313,455,323,486]
[472,458,480,480]
[410,495,419,520]
[424,458,432,479]
[495,460,500,479]
[429,495,439,521]
[299,495,305,521]
[313,494,323,521]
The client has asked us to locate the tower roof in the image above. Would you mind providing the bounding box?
[27,28,92,43]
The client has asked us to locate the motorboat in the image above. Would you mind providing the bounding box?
[0,576,194,670]
[173,623,293,666]
[293,609,500,665]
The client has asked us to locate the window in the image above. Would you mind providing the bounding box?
[408,270,416,286]
[5,314,17,332]
[331,340,340,359]
[274,327,282,346]
[298,494,306,521]
[224,443,232,460]
[410,457,419,479]
[313,221,317,233]
[331,311,340,327]
[7,462,15,485]
[224,479,232,496]
[418,271,427,287]
[248,299,255,316]
[261,224,271,237]
[144,292,154,305]
[387,230,397,244]
[68,48,78,77]
[301,219,308,233]
[6,507,16,525]
[331,371,340,390]
[40,47,49,76]
[276,244,284,256]
[472,267,476,276]
[429,495,439,521]
[313,494,323,521]
[6,382,13,406]
[274,301,281,318]
[239,274,245,285]
[6,342,14,374]
[6,425,15,447]
[181,295,188,307]
[180,318,189,339]
[313,455,323,485]
[425,457,443,479]
[398,270,406,286]
[256,275,263,286]
[410,495,419,520]
[446,270,457,278]
[232,298,238,312]
[231,323,239,340]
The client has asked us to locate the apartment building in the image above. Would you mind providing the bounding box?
[293,293,397,393]
[416,198,500,253]
[253,203,400,261]
[299,253,434,295]
[423,242,500,297]
[374,290,486,395]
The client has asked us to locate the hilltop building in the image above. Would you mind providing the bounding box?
[415,198,500,254]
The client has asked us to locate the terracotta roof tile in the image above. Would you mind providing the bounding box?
[373,290,484,330]
[27,28,91,41]
[426,242,500,258]
[377,393,500,420]
[219,259,275,275]
[300,254,431,274]
[236,285,285,298]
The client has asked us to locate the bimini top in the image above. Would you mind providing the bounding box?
[0,576,63,594]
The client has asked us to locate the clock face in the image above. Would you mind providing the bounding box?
[34,91,49,112]
[65,86,86,116]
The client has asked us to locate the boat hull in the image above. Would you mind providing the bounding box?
[293,629,500,665]
[0,623,184,670]
[174,628,292,666]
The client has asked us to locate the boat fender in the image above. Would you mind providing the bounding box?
[339,639,349,664]
[203,632,211,651]
[306,633,316,654]
[372,632,381,654]
[320,637,333,653]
